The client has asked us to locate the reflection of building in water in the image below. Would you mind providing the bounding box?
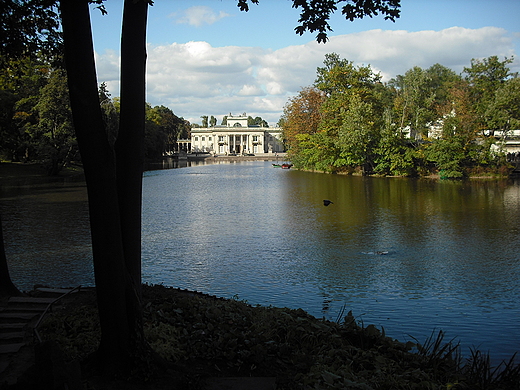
[190,113,284,154]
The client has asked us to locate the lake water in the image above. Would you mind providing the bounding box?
[1,160,519,364]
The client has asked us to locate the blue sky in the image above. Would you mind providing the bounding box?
[90,0,520,125]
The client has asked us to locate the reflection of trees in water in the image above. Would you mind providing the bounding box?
[0,182,92,290]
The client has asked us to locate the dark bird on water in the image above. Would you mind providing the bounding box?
[323,200,333,206]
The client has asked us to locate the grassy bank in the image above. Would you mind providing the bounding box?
[0,161,84,183]
[36,285,519,390]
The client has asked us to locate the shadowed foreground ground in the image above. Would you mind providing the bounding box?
[1,284,512,390]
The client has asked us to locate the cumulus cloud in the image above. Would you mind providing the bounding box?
[173,6,230,27]
[95,27,518,125]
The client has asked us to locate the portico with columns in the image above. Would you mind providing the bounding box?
[190,113,284,155]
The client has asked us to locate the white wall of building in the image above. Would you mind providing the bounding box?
[190,113,284,154]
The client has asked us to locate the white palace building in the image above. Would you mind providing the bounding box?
[190,113,284,155]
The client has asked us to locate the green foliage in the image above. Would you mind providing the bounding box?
[463,56,516,129]
[486,77,520,130]
[315,53,381,97]
[1,60,189,164]
[336,95,379,172]
[0,89,19,160]
[145,104,190,157]
[289,0,400,43]
[392,66,438,139]
[374,120,415,176]
[0,57,51,161]
[290,132,340,172]
[287,54,517,178]
[247,115,269,127]
[425,137,466,178]
[99,83,119,146]
[33,68,77,175]
[0,0,62,67]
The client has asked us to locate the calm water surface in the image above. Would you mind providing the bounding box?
[1,160,519,363]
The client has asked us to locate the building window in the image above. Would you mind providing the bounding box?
[209,137,212,141]
[202,137,205,141]
[252,135,258,142]
[195,137,198,141]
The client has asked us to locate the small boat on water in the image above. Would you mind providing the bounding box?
[272,164,282,168]
[281,163,293,169]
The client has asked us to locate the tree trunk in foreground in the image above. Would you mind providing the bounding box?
[116,0,148,298]
[59,0,145,376]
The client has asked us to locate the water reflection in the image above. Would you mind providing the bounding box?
[0,179,93,289]
[142,164,519,363]
[1,161,519,363]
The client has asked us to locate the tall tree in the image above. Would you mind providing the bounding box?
[392,66,436,139]
[116,0,148,296]
[315,53,382,139]
[374,108,415,176]
[426,80,481,178]
[336,94,379,174]
[99,82,119,147]
[315,53,380,96]
[463,55,515,130]
[486,76,520,132]
[0,0,62,68]
[60,0,149,376]
[281,86,325,151]
[33,68,77,175]
[425,63,460,110]
[0,57,52,162]
[144,104,169,159]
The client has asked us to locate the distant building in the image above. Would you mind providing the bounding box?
[486,129,520,154]
[190,113,284,155]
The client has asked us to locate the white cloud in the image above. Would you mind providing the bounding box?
[173,6,230,27]
[95,27,519,126]
[238,84,263,96]
[94,49,121,100]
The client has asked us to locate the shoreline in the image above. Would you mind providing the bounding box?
[0,161,85,182]
[184,153,288,162]
[3,283,516,389]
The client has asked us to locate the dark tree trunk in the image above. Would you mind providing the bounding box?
[59,0,145,376]
[116,0,148,298]
[0,214,22,297]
